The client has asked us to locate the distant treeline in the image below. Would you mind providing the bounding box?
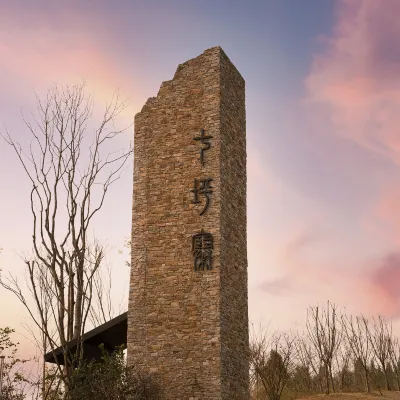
[251,301,400,399]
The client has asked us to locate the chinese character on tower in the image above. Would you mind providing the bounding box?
[192,230,213,271]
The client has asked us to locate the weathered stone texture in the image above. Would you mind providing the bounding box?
[127,46,249,399]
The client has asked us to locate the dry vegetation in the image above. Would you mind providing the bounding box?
[251,302,400,400]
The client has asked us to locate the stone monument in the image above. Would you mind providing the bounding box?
[127,46,249,399]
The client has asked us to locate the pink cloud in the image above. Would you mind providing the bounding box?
[260,228,400,319]
[283,229,323,258]
[360,188,400,318]
[368,253,400,317]
[0,6,144,122]
[297,0,400,319]
[305,0,400,164]
[259,277,293,297]
[259,230,344,299]
[364,186,400,247]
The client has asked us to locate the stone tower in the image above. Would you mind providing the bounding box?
[127,46,249,399]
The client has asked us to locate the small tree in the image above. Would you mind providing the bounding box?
[388,334,400,390]
[68,346,162,400]
[306,301,342,394]
[367,316,392,391]
[287,364,313,396]
[0,327,31,400]
[353,357,366,392]
[334,340,352,392]
[250,328,295,400]
[295,335,323,393]
[341,314,372,392]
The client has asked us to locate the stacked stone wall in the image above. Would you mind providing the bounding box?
[219,50,249,399]
[128,46,248,399]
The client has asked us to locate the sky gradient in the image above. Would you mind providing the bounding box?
[1,0,400,355]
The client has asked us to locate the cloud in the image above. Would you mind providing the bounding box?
[259,228,400,319]
[259,277,293,297]
[258,229,330,298]
[360,186,400,318]
[369,253,400,315]
[369,185,400,247]
[305,0,400,165]
[0,4,144,124]
[295,0,400,320]
[284,229,323,258]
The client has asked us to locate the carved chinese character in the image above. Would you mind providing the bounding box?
[191,178,213,216]
[193,129,213,167]
[192,230,213,271]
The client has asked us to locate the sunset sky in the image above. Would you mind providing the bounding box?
[1,0,400,356]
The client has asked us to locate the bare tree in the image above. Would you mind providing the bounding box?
[21,266,65,400]
[388,335,400,390]
[250,327,296,400]
[306,301,342,394]
[341,314,372,392]
[334,337,352,392]
[367,316,393,391]
[88,260,127,328]
[0,83,132,393]
[295,335,322,393]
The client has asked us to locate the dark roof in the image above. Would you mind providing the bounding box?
[44,312,128,365]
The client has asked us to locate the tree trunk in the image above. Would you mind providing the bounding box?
[329,364,335,393]
[383,366,391,391]
[395,371,400,391]
[325,365,330,394]
[365,368,371,393]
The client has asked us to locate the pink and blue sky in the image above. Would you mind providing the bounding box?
[1,0,400,353]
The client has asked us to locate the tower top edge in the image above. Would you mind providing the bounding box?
[135,46,244,118]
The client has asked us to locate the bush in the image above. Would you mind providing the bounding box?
[68,346,162,400]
